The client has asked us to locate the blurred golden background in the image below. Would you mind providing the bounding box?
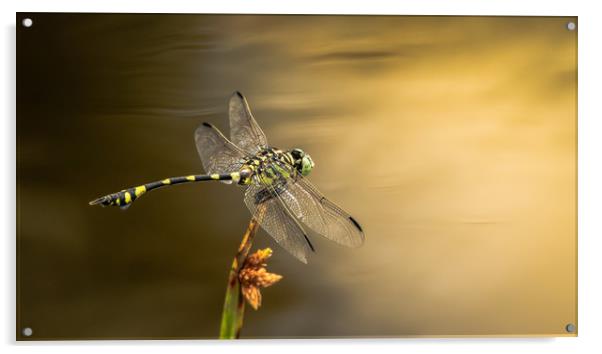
[17,14,576,338]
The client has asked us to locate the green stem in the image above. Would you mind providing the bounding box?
[219,216,261,339]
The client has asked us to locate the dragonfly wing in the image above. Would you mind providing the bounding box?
[244,182,314,263]
[194,122,247,175]
[229,92,269,155]
[280,176,365,248]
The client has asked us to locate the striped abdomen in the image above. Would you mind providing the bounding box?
[89,172,243,209]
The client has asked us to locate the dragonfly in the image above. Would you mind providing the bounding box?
[90,92,364,263]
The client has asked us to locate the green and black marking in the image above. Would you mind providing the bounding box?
[89,172,244,209]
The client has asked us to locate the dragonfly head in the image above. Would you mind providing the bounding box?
[290,148,314,176]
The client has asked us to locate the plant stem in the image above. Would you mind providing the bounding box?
[219,215,261,339]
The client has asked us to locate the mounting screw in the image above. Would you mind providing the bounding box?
[565,323,576,333]
[22,327,33,337]
[567,22,576,31]
[22,18,33,28]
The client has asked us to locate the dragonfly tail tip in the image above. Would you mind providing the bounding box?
[88,198,102,206]
[89,196,109,207]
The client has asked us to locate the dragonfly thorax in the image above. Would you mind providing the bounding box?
[236,147,314,186]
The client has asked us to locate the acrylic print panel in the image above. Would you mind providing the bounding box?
[16,14,577,339]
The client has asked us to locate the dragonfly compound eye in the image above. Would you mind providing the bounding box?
[300,154,314,176]
[291,148,304,160]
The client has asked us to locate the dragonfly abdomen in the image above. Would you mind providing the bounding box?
[89,172,241,209]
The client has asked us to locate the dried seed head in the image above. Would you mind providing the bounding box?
[245,248,273,267]
[241,285,262,310]
[239,248,282,310]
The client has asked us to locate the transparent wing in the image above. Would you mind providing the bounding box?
[229,91,269,155]
[244,182,314,263]
[279,174,365,248]
[194,122,247,175]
